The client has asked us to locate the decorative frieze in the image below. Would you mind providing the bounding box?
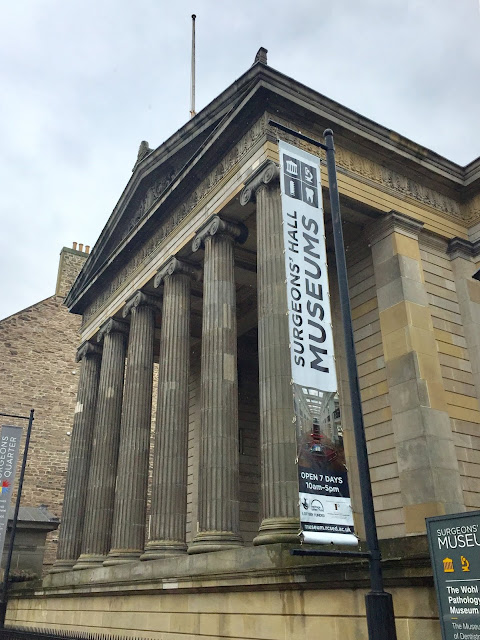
[82,110,474,332]
[81,114,268,328]
[265,116,464,223]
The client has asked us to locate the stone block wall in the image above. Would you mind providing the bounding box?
[55,247,89,299]
[421,238,480,510]
[347,238,404,538]
[0,246,88,572]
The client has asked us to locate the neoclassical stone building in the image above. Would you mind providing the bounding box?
[7,50,480,638]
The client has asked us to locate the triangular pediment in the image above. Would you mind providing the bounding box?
[66,53,476,315]
[66,59,274,312]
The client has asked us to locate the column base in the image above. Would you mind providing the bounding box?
[49,559,76,574]
[103,549,142,566]
[141,541,187,560]
[188,531,243,555]
[253,517,300,545]
[73,553,107,570]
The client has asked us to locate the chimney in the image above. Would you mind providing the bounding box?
[55,242,90,299]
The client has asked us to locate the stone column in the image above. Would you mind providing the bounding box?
[50,341,102,573]
[74,318,128,569]
[142,258,200,559]
[240,160,299,545]
[104,291,159,565]
[188,216,247,554]
[368,211,464,534]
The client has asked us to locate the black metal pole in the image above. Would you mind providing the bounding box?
[0,408,34,628]
[324,129,396,640]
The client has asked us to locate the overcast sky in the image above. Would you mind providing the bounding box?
[1,0,479,321]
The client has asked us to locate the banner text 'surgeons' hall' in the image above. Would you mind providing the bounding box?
[279,140,357,546]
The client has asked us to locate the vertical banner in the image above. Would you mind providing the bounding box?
[279,140,357,546]
[0,426,22,562]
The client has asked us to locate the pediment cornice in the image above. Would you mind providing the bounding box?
[67,59,479,317]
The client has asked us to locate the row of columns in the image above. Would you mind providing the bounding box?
[53,161,300,572]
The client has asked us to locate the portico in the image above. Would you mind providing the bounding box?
[11,49,480,640]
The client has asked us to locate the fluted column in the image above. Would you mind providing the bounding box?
[50,341,102,573]
[241,161,300,544]
[104,291,159,565]
[188,216,247,554]
[142,258,200,559]
[74,318,128,569]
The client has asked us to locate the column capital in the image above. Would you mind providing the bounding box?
[97,318,129,343]
[154,257,201,289]
[447,237,480,261]
[76,341,102,363]
[122,290,161,318]
[366,210,424,247]
[240,160,279,206]
[192,215,248,253]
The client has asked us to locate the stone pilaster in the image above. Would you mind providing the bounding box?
[447,238,480,404]
[50,341,102,573]
[142,258,199,559]
[104,291,159,565]
[188,216,247,554]
[240,160,299,545]
[368,211,464,534]
[74,319,128,569]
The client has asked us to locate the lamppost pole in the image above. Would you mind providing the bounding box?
[0,408,35,628]
[324,129,396,640]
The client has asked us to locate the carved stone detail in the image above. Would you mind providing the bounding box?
[447,237,480,261]
[192,216,248,253]
[365,210,424,246]
[81,114,268,327]
[122,169,177,241]
[239,160,279,206]
[76,341,102,363]
[154,257,201,289]
[122,291,161,318]
[464,194,480,225]
[265,115,464,223]
[97,318,129,344]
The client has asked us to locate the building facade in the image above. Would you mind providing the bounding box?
[0,245,89,572]
[7,50,480,638]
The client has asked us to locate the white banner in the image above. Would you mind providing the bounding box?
[279,141,336,392]
[279,140,356,546]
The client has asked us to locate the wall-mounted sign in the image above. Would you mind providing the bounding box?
[427,511,480,640]
[0,426,22,562]
[279,140,356,546]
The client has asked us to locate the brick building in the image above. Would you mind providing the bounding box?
[0,244,89,571]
